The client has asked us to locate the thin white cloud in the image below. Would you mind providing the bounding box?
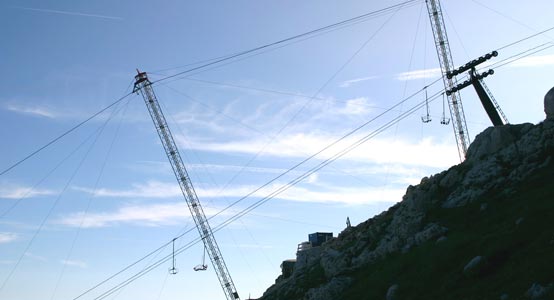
[395,68,442,81]
[130,161,428,182]
[181,134,458,169]
[57,203,190,228]
[13,6,123,21]
[72,181,181,198]
[0,232,18,244]
[5,103,59,118]
[222,243,273,249]
[0,260,16,265]
[74,178,405,207]
[59,183,404,228]
[336,97,372,115]
[339,76,379,88]
[278,184,404,205]
[510,54,554,68]
[0,184,56,199]
[24,252,48,262]
[61,259,87,268]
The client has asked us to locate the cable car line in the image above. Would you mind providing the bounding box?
[72,36,550,294]
[149,0,420,84]
[72,76,443,300]
[80,86,446,300]
[0,91,135,177]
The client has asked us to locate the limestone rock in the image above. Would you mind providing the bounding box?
[463,256,486,276]
[386,284,399,300]
[414,223,448,245]
[436,236,448,243]
[525,282,553,299]
[303,277,353,300]
[545,86,554,119]
[260,107,554,300]
[320,248,351,278]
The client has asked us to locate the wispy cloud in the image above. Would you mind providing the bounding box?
[61,259,87,268]
[13,6,123,21]
[510,54,554,68]
[336,97,372,115]
[0,184,56,199]
[74,178,406,206]
[339,76,379,88]
[0,260,16,265]
[222,243,273,249]
[60,183,405,228]
[25,252,48,262]
[276,184,405,205]
[395,68,442,81]
[56,202,216,228]
[5,103,59,118]
[0,232,18,244]
[180,134,458,169]
[72,181,181,199]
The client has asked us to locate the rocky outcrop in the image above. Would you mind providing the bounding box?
[260,89,554,300]
[545,86,554,119]
[525,282,553,299]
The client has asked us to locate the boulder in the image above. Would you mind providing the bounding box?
[386,284,399,300]
[303,277,353,300]
[545,86,554,119]
[463,256,486,276]
[525,282,553,299]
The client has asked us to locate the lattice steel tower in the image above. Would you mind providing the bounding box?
[426,0,470,161]
[134,71,240,300]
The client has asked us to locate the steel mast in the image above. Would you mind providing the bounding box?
[133,71,240,300]
[425,0,470,161]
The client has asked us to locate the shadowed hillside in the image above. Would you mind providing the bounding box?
[259,91,554,300]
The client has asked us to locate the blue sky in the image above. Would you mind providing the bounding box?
[1,0,553,299]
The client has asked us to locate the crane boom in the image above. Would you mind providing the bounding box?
[133,71,240,300]
[425,0,470,161]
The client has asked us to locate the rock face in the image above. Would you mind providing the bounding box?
[463,256,486,277]
[259,91,554,300]
[545,86,554,119]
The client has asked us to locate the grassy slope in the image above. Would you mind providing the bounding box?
[341,165,554,300]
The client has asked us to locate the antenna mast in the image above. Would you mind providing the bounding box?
[425,0,470,161]
[133,71,240,300]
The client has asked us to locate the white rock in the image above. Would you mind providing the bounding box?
[463,256,485,275]
[525,282,553,299]
[545,86,554,119]
[386,284,399,300]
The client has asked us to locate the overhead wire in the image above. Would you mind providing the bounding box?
[471,0,554,42]
[148,12,407,281]
[49,98,133,300]
[485,42,554,71]
[13,3,550,298]
[73,76,443,300]
[0,91,135,177]
[171,77,399,113]
[494,25,554,52]
[79,83,446,300]
[0,125,104,218]
[89,37,552,295]
[148,0,421,84]
[0,97,128,293]
[208,1,403,221]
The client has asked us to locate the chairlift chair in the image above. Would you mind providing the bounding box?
[169,238,179,275]
[193,246,208,272]
[440,92,451,125]
[421,90,432,123]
